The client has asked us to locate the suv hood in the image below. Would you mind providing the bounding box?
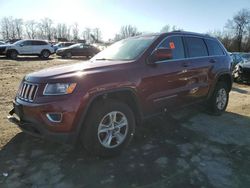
[0,44,12,48]
[25,60,133,83]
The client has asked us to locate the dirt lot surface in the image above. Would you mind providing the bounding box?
[0,56,250,188]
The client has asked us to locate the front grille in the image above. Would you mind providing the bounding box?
[0,47,6,54]
[18,82,38,102]
[243,67,250,74]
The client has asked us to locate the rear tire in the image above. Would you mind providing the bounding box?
[81,99,135,157]
[40,50,50,59]
[207,82,229,115]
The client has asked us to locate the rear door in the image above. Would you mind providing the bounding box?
[35,41,49,54]
[30,41,41,54]
[182,36,212,103]
[77,44,89,56]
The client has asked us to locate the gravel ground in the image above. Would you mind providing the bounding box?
[0,56,250,188]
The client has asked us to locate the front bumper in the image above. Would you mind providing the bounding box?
[241,68,250,81]
[56,51,64,56]
[7,100,78,144]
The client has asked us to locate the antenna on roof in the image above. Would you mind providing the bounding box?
[172,30,183,32]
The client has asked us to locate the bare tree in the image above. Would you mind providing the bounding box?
[92,28,102,42]
[72,22,79,40]
[8,17,17,39]
[0,17,11,39]
[25,20,37,39]
[160,24,182,33]
[13,18,23,39]
[38,18,54,40]
[56,23,69,39]
[160,25,170,33]
[226,9,250,51]
[119,25,140,39]
[245,25,250,51]
[82,27,91,43]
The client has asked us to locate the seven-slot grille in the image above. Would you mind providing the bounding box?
[18,82,38,102]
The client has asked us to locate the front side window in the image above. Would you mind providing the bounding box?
[159,36,185,60]
[186,37,208,58]
[205,39,224,56]
[21,40,32,46]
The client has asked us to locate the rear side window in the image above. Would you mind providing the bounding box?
[159,36,185,60]
[205,39,224,56]
[185,37,208,58]
[31,41,48,45]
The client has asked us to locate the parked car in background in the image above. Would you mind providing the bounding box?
[56,43,100,58]
[5,39,21,44]
[233,60,250,82]
[53,42,76,52]
[241,53,250,61]
[8,31,232,157]
[2,39,55,59]
[230,52,245,68]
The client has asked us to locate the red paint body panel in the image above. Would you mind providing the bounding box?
[9,31,232,144]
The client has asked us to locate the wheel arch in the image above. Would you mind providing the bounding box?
[7,49,19,55]
[208,71,232,99]
[75,88,142,138]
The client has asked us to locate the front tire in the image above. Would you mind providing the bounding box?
[65,52,72,59]
[81,100,135,157]
[8,50,18,60]
[208,82,229,115]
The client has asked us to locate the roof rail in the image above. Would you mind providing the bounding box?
[172,30,182,32]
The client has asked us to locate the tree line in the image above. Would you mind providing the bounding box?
[0,17,142,43]
[0,17,103,43]
[209,9,250,52]
[0,8,250,52]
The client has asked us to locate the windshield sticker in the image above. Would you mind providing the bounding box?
[169,42,175,49]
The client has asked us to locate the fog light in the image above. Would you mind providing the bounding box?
[46,113,62,123]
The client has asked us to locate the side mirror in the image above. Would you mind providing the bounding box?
[148,48,173,64]
[19,44,24,47]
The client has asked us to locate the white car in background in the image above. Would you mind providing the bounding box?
[3,39,55,59]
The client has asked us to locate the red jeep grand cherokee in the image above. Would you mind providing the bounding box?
[8,31,232,156]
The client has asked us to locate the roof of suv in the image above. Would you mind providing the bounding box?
[163,31,213,38]
[139,31,214,40]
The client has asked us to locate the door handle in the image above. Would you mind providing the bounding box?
[182,62,190,67]
[209,59,216,63]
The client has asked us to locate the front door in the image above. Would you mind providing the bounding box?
[16,40,32,54]
[140,35,191,114]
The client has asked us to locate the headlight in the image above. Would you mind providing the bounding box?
[238,66,243,73]
[43,83,77,95]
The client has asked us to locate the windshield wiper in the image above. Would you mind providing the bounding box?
[95,58,111,61]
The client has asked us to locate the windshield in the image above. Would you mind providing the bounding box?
[55,42,62,47]
[70,43,81,48]
[92,36,156,61]
[13,40,24,45]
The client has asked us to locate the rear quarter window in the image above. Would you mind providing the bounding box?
[205,39,224,56]
[31,41,48,45]
[185,37,208,58]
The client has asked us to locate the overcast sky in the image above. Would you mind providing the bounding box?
[0,0,249,40]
